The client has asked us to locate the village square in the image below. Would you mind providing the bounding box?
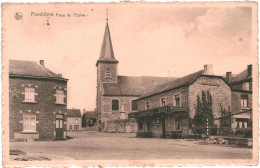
[5,5,254,161]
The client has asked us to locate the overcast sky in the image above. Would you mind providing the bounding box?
[3,3,255,111]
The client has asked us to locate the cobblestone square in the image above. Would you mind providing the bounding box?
[10,131,252,160]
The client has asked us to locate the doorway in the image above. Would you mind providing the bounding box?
[55,114,64,140]
[161,118,166,138]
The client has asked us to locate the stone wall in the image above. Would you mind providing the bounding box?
[188,76,231,125]
[137,86,189,111]
[9,77,67,140]
[100,95,139,131]
[97,62,118,83]
[106,119,138,133]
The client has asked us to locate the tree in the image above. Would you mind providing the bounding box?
[82,112,86,127]
[192,91,214,135]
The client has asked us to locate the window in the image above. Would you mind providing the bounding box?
[105,68,111,78]
[161,97,166,107]
[55,89,65,104]
[74,125,79,130]
[131,100,138,111]
[175,119,181,130]
[75,119,79,124]
[174,94,181,107]
[235,118,248,129]
[23,114,36,132]
[146,102,150,109]
[241,95,248,108]
[243,82,250,91]
[249,83,252,91]
[112,99,119,110]
[24,87,36,102]
[69,125,72,130]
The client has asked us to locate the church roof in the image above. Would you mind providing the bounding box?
[139,70,205,99]
[9,59,68,81]
[67,109,81,118]
[96,22,118,66]
[102,76,178,96]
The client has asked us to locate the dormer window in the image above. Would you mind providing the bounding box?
[105,68,111,78]
[55,89,66,104]
[24,87,36,102]
[161,97,166,107]
[146,102,150,110]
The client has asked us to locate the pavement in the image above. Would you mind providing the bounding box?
[10,131,252,160]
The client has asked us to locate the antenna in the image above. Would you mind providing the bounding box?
[106,8,108,22]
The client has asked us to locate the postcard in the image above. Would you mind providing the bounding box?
[2,2,258,167]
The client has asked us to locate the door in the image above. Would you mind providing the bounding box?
[56,114,64,140]
[162,118,166,138]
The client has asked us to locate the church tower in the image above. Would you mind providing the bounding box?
[96,19,118,130]
[96,22,118,83]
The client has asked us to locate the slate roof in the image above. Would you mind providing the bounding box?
[96,23,118,66]
[9,59,67,80]
[67,109,81,117]
[103,76,178,96]
[231,69,250,84]
[139,70,205,99]
[85,111,96,119]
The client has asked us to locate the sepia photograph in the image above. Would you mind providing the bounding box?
[1,2,258,166]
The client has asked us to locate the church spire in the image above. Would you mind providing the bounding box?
[96,13,118,66]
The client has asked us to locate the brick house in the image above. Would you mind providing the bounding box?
[96,22,176,132]
[9,60,68,141]
[67,109,82,131]
[225,65,252,131]
[129,65,232,138]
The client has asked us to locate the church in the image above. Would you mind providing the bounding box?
[96,21,175,132]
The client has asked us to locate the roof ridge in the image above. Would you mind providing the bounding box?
[38,64,53,77]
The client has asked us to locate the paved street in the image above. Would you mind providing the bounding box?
[10,131,252,160]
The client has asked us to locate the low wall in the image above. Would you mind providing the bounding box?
[14,132,39,140]
[106,119,138,133]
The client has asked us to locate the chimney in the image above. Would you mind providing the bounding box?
[58,73,62,77]
[226,72,232,83]
[203,64,213,75]
[247,64,252,78]
[40,60,44,66]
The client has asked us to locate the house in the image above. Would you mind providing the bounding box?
[225,65,252,132]
[9,60,68,141]
[67,109,82,131]
[96,21,177,132]
[129,65,233,138]
[85,111,97,127]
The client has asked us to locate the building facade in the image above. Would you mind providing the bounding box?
[225,65,252,132]
[129,65,232,138]
[96,22,176,132]
[9,60,68,141]
[85,111,97,127]
[67,109,82,131]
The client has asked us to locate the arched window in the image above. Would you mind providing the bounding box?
[131,100,137,111]
[112,99,119,110]
[105,68,111,78]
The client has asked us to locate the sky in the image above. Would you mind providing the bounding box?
[2,3,256,111]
